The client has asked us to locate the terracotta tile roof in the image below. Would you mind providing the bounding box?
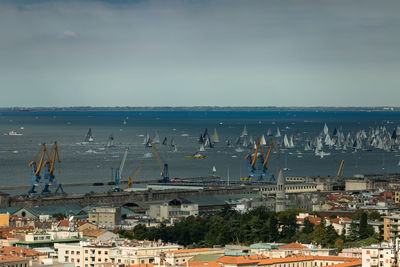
[0,255,26,262]
[342,217,352,222]
[312,256,358,262]
[128,264,154,267]
[82,229,107,237]
[59,220,86,227]
[330,218,341,224]
[0,246,46,257]
[183,261,220,267]
[217,255,358,266]
[258,256,314,265]
[217,256,260,265]
[279,243,308,249]
[307,216,321,226]
[170,248,215,254]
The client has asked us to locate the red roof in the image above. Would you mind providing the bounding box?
[0,246,46,257]
[279,243,308,249]
[307,216,321,226]
[183,261,220,267]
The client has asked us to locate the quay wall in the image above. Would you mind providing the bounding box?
[8,186,258,208]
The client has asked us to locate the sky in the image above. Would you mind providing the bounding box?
[1,0,400,107]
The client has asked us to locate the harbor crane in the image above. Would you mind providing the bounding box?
[241,139,278,183]
[42,141,64,194]
[28,143,50,194]
[148,139,170,183]
[127,161,144,189]
[113,146,129,192]
[337,160,345,177]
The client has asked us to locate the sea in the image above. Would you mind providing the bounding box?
[1,110,400,196]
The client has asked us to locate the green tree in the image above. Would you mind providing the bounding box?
[312,219,329,247]
[348,221,359,241]
[302,218,314,234]
[359,212,374,239]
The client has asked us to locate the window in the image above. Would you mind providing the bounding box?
[98,251,101,254]
[85,250,88,253]
[71,251,75,255]
[77,251,80,255]
[105,251,108,255]
[66,251,69,254]
[118,259,121,263]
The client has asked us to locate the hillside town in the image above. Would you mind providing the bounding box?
[2,171,400,267]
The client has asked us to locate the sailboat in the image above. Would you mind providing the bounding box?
[212,165,216,175]
[241,125,248,137]
[275,127,281,138]
[162,137,167,145]
[143,132,149,144]
[283,134,290,148]
[106,135,115,147]
[199,144,205,152]
[260,135,267,146]
[153,131,160,144]
[212,128,220,143]
[84,128,94,143]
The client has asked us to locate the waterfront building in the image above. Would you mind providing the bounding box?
[88,207,121,228]
[147,202,199,222]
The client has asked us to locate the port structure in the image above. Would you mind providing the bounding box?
[148,139,170,183]
[127,161,144,189]
[241,139,279,183]
[112,146,129,192]
[28,142,64,195]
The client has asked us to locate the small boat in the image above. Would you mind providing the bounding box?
[185,152,205,159]
[84,128,94,143]
[8,130,23,136]
[106,135,115,147]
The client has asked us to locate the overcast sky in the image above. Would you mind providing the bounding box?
[1,0,400,107]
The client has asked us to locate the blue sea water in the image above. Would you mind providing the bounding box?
[0,110,400,195]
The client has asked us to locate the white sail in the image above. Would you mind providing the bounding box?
[212,165,216,173]
[143,132,149,144]
[212,128,220,143]
[199,144,205,152]
[260,134,267,146]
[323,123,329,136]
[241,125,248,137]
[153,131,160,144]
[275,127,281,138]
[289,135,294,148]
[283,134,290,148]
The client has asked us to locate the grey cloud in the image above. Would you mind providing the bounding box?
[0,0,400,107]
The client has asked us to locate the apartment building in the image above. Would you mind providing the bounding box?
[88,207,121,228]
[362,243,395,267]
[56,241,181,267]
[383,215,400,242]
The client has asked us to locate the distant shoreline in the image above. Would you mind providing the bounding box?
[0,106,398,112]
